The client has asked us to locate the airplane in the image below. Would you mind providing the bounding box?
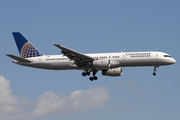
[6,32,176,81]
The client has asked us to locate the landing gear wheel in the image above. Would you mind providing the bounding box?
[82,72,86,77]
[86,72,90,76]
[153,72,156,76]
[89,77,93,81]
[93,76,98,80]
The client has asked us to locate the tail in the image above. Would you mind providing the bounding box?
[12,32,43,58]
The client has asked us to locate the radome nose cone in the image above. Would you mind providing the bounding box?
[172,58,176,64]
[173,59,176,63]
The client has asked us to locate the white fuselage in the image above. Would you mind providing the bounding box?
[13,51,176,70]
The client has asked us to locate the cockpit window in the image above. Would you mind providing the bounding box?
[164,55,171,57]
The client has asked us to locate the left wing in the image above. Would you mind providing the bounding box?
[54,44,94,67]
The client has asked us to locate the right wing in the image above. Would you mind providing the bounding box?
[6,54,31,63]
[54,44,94,67]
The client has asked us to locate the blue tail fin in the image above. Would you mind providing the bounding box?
[12,32,43,58]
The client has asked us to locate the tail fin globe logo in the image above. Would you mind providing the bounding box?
[20,42,43,58]
[12,32,43,58]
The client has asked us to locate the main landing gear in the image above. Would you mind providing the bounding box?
[153,66,159,76]
[82,71,90,76]
[89,76,98,81]
[82,70,98,81]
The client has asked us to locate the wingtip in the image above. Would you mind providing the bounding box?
[6,54,11,56]
[54,44,61,46]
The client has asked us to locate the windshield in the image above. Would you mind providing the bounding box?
[164,55,171,57]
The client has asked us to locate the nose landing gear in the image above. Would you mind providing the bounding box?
[153,66,159,76]
[153,72,156,76]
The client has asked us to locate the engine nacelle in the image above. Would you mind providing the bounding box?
[92,60,110,69]
[102,68,122,76]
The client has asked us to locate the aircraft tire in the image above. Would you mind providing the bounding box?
[153,72,156,76]
[93,76,98,80]
[82,72,86,76]
[89,77,93,81]
[86,72,90,76]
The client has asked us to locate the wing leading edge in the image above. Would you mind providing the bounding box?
[54,44,94,67]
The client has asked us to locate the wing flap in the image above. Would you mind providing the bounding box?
[6,54,31,63]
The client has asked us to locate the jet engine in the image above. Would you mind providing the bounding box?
[102,68,122,76]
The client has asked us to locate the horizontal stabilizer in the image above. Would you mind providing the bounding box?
[6,54,31,63]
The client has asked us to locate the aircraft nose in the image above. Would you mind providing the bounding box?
[172,58,176,64]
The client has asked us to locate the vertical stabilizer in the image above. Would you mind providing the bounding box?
[12,32,43,58]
